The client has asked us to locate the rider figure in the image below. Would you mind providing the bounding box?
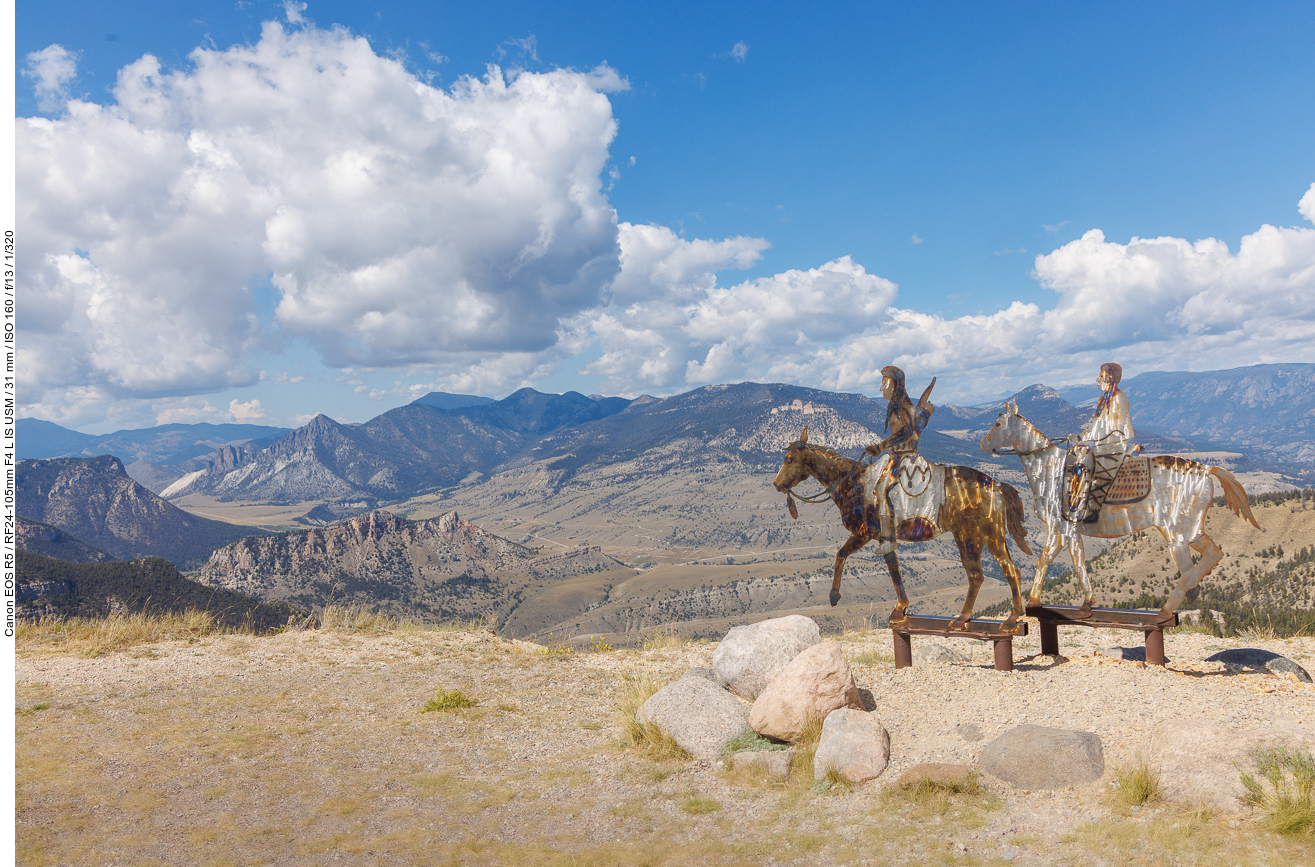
[1067,362,1134,523]
[863,366,935,541]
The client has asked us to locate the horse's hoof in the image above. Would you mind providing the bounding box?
[1074,602,1094,621]
[888,609,908,627]
[829,589,841,607]
[1155,607,1176,627]
[1000,620,1022,636]
[949,617,970,632]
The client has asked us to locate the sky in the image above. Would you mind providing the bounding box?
[12,0,1315,434]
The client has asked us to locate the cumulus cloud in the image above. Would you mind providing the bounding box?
[23,44,79,112]
[20,20,627,420]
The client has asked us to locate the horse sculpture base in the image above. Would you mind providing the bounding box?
[891,615,1030,672]
[1026,605,1179,666]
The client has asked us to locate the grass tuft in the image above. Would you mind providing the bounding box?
[787,714,826,787]
[640,629,686,652]
[886,769,992,817]
[1112,758,1163,809]
[421,686,475,713]
[679,795,720,814]
[1240,744,1315,836]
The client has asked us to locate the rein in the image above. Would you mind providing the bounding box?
[989,416,1066,457]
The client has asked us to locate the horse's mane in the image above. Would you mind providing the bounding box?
[792,441,860,471]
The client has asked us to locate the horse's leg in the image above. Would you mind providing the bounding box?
[830,531,869,607]
[1159,534,1223,624]
[949,532,987,631]
[1028,525,1065,606]
[883,550,910,626]
[1067,532,1096,618]
[985,532,1024,635]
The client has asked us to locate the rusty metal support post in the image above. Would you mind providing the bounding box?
[1145,628,1165,666]
[1039,620,1059,656]
[893,629,912,669]
[993,637,1014,672]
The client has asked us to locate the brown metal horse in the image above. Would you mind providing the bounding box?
[772,427,1032,633]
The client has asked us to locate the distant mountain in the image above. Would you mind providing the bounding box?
[16,551,301,630]
[1119,364,1315,465]
[164,389,636,503]
[17,456,265,569]
[189,509,634,635]
[409,391,496,411]
[17,418,293,494]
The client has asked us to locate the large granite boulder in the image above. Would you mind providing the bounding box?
[749,640,862,742]
[980,724,1104,790]
[712,615,821,700]
[1143,718,1315,813]
[913,642,970,666]
[636,671,751,761]
[812,708,890,782]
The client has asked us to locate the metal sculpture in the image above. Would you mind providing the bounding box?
[862,366,936,542]
[773,426,1032,634]
[980,394,1261,625]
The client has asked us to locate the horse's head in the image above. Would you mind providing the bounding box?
[979,400,1032,454]
[773,426,812,493]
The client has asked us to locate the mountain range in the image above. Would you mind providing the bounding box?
[15,456,263,569]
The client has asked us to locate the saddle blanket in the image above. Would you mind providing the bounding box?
[1105,455,1151,505]
[861,454,946,541]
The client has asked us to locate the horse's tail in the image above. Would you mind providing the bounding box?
[1210,466,1262,530]
[1000,481,1033,556]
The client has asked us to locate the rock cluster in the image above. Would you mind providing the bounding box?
[639,615,889,782]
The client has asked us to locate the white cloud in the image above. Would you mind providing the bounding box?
[730,42,749,62]
[1300,182,1315,224]
[20,20,627,421]
[229,398,267,420]
[23,45,79,112]
[911,233,923,245]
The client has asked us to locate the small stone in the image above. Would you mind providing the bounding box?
[895,762,973,789]
[730,748,792,780]
[913,642,970,666]
[955,722,983,742]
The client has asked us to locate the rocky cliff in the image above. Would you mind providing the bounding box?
[190,510,634,631]
[17,456,263,568]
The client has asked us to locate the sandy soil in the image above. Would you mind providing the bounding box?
[15,623,1315,866]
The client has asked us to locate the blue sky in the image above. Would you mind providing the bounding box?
[14,0,1315,433]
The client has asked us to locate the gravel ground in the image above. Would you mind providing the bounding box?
[15,622,1315,866]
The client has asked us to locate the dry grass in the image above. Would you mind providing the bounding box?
[615,670,691,761]
[16,609,239,657]
[641,629,687,652]
[1241,744,1315,836]
[1110,757,1163,810]
[884,768,993,817]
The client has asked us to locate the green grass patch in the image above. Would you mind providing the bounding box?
[1111,758,1162,809]
[421,686,475,713]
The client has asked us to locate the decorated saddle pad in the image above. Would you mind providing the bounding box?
[1105,455,1151,505]
[860,455,945,541]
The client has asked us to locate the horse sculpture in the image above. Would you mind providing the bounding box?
[773,427,1032,634]
[979,401,1261,623]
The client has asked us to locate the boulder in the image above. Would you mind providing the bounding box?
[812,708,890,782]
[1143,718,1315,813]
[1206,648,1312,683]
[896,762,974,790]
[636,674,751,761]
[980,724,1104,790]
[913,642,970,666]
[712,615,821,699]
[729,748,793,780]
[749,640,863,742]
